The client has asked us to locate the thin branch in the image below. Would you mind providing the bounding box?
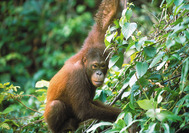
[161,74,181,85]
[110,86,127,105]
[22,94,41,102]
[20,119,44,130]
[11,95,42,114]
[175,123,189,133]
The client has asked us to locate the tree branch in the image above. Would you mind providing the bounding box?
[11,95,42,114]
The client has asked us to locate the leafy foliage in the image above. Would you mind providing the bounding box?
[0,82,47,132]
[87,0,189,132]
[0,0,188,132]
[0,0,95,88]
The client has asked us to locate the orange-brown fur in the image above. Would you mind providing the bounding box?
[44,0,121,132]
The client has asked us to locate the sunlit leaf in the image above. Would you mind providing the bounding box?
[156,61,166,70]
[137,99,154,110]
[106,32,117,43]
[135,37,147,51]
[162,123,170,133]
[147,123,157,133]
[156,110,182,122]
[166,39,175,49]
[129,74,137,87]
[35,80,49,88]
[124,112,132,125]
[109,55,120,68]
[120,120,143,133]
[87,122,112,133]
[121,91,131,99]
[4,82,10,86]
[175,36,186,44]
[122,22,137,40]
[157,90,164,104]
[146,108,161,120]
[116,119,126,129]
[149,52,165,68]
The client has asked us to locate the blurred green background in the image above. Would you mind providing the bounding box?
[0,0,159,91]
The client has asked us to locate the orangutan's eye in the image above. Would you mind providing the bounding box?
[100,64,106,69]
[92,64,98,69]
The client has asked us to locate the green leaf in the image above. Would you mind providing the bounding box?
[105,129,120,133]
[109,55,120,68]
[130,85,139,109]
[174,3,184,15]
[115,53,124,69]
[162,123,170,133]
[184,30,189,40]
[4,82,10,86]
[156,110,182,122]
[0,122,10,130]
[0,106,15,115]
[174,0,184,6]
[35,89,47,92]
[166,39,175,49]
[166,0,174,7]
[98,91,107,103]
[137,99,154,110]
[147,123,157,133]
[180,57,189,92]
[121,91,131,99]
[136,62,148,78]
[173,95,189,114]
[135,37,147,51]
[106,32,117,43]
[76,5,86,13]
[87,122,112,133]
[182,4,189,10]
[120,120,143,133]
[156,61,166,70]
[149,52,165,68]
[124,112,132,125]
[175,36,186,44]
[129,74,137,87]
[144,46,156,57]
[157,90,164,104]
[121,70,136,90]
[94,90,102,100]
[122,22,137,40]
[184,85,189,92]
[160,0,166,7]
[0,94,4,104]
[4,119,19,127]
[138,78,149,87]
[125,9,132,21]
[146,108,161,120]
[116,119,126,129]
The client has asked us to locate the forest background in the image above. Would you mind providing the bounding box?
[0,0,188,132]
